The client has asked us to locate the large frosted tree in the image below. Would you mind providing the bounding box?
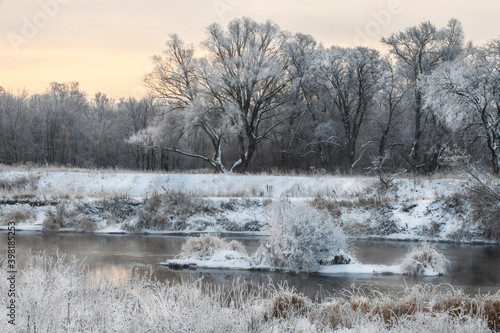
[140,18,292,173]
[381,19,464,167]
[200,17,292,172]
[311,46,384,171]
[139,34,230,172]
[424,40,500,174]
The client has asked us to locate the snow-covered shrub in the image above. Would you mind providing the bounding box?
[1,207,32,225]
[467,184,500,241]
[226,239,247,254]
[42,204,73,230]
[134,192,216,231]
[399,242,450,276]
[180,235,225,260]
[309,197,342,218]
[74,198,138,231]
[76,216,97,232]
[254,200,351,273]
[179,235,247,260]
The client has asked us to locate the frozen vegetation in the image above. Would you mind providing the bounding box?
[1,251,499,332]
[399,242,450,276]
[253,201,352,273]
[164,235,449,277]
[0,167,499,243]
[162,202,449,277]
[163,202,355,273]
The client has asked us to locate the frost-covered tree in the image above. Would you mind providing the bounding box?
[280,33,325,168]
[140,34,230,172]
[381,19,464,167]
[120,96,162,169]
[86,93,138,168]
[201,17,292,172]
[311,46,384,171]
[140,18,293,173]
[27,82,89,165]
[254,201,350,273]
[424,40,500,174]
[0,89,29,163]
[373,59,408,161]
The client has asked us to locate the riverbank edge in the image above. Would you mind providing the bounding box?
[0,170,498,244]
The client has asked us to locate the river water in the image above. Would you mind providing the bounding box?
[2,232,500,298]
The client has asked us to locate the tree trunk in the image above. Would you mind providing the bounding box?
[413,91,423,162]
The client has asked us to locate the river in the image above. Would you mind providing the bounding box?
[2,232,499,298]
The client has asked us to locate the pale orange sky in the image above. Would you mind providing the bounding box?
[1,0,499,100]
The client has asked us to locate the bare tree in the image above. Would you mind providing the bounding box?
[373,59,408,161]
[26,82,88,165]
[424,41,500,174]
[201,17,292,172]
[140,18,293,173]
[141,34,230,172]
[381,19,464,165]
[0,89,29,163]
[311,46,384,171]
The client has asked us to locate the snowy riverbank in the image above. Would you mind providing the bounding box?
[0,168,496,243]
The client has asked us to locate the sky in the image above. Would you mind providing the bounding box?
[1,0,499,100]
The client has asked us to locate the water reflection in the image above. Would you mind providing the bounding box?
[2,232,499,298]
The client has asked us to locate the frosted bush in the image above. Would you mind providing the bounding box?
[179,235,248,260]
[254,200,351,273]
[226,239,247,254]
[1,207,32,225]
[399,242,450,276]
[42,204,71,230]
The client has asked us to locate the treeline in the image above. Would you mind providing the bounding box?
[2,17,500,174]
[0,84,165,170]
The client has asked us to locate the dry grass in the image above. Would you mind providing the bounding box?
[131,192,216,231]
[311,284,500,331]
[309,198,342,218]
[42,203,72,230]
[42,203,101,232]
[399,243,450,276]
[180,235,226,260]
[265,292,311,320]
[178,235,248,260]
[1,207,32,225]
[0,174,39,191]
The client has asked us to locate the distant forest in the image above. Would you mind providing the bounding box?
[2,17,500,174]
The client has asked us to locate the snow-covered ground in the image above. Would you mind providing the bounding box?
[161,254,406,274]
[0,168,463,199]
[0,168,492,243]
